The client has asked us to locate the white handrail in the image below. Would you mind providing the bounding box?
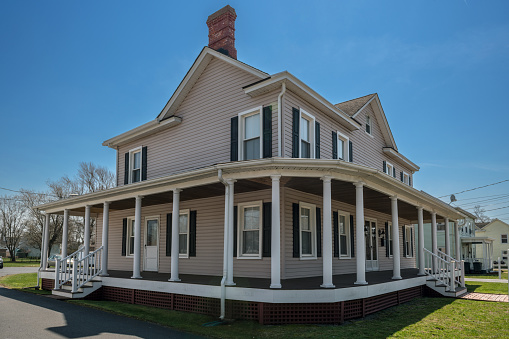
[423,248,465,292]
[55,246,85,290]
[54,246,103,293]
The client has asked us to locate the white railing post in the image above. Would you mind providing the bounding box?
[461,260,465,288]
[448,260,455,291]
[54,259,60,289]
[498,257,501,279]
[72,261,78,293]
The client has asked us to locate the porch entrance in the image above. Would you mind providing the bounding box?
[365,219,379,271]
[144,218,159,272]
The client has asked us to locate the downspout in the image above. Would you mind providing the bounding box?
[218,169,229,320]
[277,82,286,157]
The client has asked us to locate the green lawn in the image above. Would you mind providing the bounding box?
[0,272,50,294]
[2,257,40,267]
[466,281,508,294]
[466,271,508,280]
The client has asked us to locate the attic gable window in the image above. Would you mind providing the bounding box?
[366,115,372,135]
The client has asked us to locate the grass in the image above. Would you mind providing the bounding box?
[69,297,509,339]
[466,281,508,294]
[466,270,508,280]
[0,272,51,294]
[2,257,40,267]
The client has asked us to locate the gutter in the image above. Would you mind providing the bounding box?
[277,82,286,157]
[217,169,229,320]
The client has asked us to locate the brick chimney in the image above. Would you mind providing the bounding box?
[206,5,237,59]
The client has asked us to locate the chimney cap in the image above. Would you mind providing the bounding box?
[207,5,236,23]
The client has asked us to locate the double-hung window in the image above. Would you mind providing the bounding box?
[300,202,316,258]
[337,132,349,161]
[130,148,142,183]
[502,234,508,244]
[402,172,410,185]
[366,115,372,135]
[179,210,190,258]
[239,108,262,160]
[405,226,413,257]
[385,161,394,176]
[300,110,315,158]
[238,201,262,258]
[127,217,135,256]
[338,211,350,258]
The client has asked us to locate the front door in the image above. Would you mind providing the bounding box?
[144,218,159,272]
[365,219,379,271]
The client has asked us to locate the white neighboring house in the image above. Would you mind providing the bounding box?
[476,219,509,268]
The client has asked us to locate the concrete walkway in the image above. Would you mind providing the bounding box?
[459,292,508,302]
[464,277,508,283]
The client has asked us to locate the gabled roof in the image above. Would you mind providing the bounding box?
[335,93,376,117]
[476,219,509,230]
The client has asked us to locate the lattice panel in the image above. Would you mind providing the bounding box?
[173,294,220,316]
[102,286,134,304]
[261,303,341,325]
[135,290,173,309]
[41,278,54,291]
[398,286,422,303]
[364,292,398,315]
[226,301,260,320]
[343,299,363,320]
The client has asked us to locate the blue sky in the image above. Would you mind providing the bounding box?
[1,1,508,221]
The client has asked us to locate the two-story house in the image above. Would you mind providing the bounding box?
[38,6,468,324]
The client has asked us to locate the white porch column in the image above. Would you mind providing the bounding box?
[101,201,110,276]
[41,213,50,269]
[84,205,91,255]
[270,175,282,289]
[62,209,69,258]
[431,212,437,255]
[226,179,236,286]
[455,220,461,260]
[391,196,402,280]
[132,196,143,279]
[169,189,181,282]
[354,182,367,285]
[444,217,450,256]
[321,176,335,288]
[417,207,425,276]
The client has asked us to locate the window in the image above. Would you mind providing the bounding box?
[127,217,135,256]
[146,218,158,246]
[336,132,349,161]
[238,201,263,258]
[239,108,262,160]
[129,147,142,183]
[300,110,315,158]
[385,161,394,176]
[502,234,508,244]
[366,115,372,135]
[300,202,316,258]
[402,172,410,185]
[338,211,350,258]
[405,226,413,257]
[178,210,190,258]
[387,222,393,257]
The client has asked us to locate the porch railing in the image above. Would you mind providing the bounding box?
[423,248,465,291]
[54,246,103,293]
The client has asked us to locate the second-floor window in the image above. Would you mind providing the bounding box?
[402,172,410,185]
[130,149,141,183]
[366,115,372,135]
[300,110,315,158]
[337,132,349,161]
[384,161,394,177]
[240,109,262,160]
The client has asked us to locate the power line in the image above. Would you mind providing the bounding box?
[438,179,509,198]
[454,193,509,201]
[0,186,58,198]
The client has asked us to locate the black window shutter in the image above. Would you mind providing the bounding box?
[349,141,353,163]
[292,203,300,257]
[400,171,403,182]
[383,161,387,173]
[316,207,322,257]
[122,218,127,256]
[409,176,412,187]
[233,206,238,257]
[189,211,197,257]
[385,222,389,257]
[393,167,396,178]
[292,108,300,158]
[141,146,148,181]
[332,131,338,159]
[315,121,320,159]
[410,228,414,257]
[402,226,407,258]
[166,213,172,256]
[124,153,129,185]
[262,106,272,158]
[333,211,339,257]
[350,215,355,257]
[230,116,239,161]
[262,202,272,257]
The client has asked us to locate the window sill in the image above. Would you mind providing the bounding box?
[300,256,317,260]
[237,256,262,260]
[179,254,189,259]
[365,131,374,138]
[339,256,351,260]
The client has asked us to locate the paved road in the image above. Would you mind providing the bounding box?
[0,287,204,338]
[0,266,39,278]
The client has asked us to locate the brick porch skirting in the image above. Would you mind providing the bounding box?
[41,278,423,325]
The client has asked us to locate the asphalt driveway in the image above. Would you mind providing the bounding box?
[0,287,203,338]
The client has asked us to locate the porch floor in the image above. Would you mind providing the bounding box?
[105,268,421,290]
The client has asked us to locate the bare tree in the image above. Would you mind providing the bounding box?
[473,205,491,223]
[0,196,27,262]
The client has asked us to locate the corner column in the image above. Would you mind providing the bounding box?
[354,182,367,285]
[169,189,181,282]
[444,217,450,256]
[62,209,69,258]
[132,196,143,279]
[270,175,282,289]
[417,206,425,276]
[226,179,236,286]
[431,212,438,272]
[84,205,91,255]
[321,176,335,288]
[101,201,110,276]
[41,213,50,269]
[391,196,402,280]
[455,220,461,260]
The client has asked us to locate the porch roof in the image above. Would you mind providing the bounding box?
[461,237,494,244]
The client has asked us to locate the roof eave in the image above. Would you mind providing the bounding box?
[382,147,420,172]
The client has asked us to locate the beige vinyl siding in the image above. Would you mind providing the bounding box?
[118,57,279,185]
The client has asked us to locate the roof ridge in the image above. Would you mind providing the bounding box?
[335,93,376,106]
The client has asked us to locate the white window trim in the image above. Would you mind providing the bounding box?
[385,161,394,176]
[365,115,373,136]
[299,109,315,159]
[299,201,317,260]
[338,210,351,259]
[237,201,263,259]
[402,171,410,185]
[126,216,135,258]
[238,107,263,161]
[387,222,393,258]
[336,131,349,162]
[178,209,190,258]
[501,234,508,244]
[128,146,142,184]
[405,225,414,258]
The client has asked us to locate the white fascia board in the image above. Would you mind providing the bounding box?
[102,116,182,149]
[156,47,268,122]
[244,72,360,131]
[382,148,420,172]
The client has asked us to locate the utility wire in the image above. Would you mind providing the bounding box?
[438,179,509,198]
[0,186,59,198]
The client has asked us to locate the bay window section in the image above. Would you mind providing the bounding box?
[238,201,262,258]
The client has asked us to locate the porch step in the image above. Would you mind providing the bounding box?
[52,280,102,299]
[426,279,467,298]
